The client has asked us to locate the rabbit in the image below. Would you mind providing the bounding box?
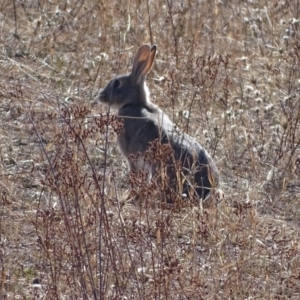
[95,44,219,202]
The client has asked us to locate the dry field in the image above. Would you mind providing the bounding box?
[1,0,300,299]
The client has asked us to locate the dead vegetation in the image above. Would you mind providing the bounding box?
[0,0,300,299]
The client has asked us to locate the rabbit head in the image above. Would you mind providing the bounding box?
[97,44,157,109]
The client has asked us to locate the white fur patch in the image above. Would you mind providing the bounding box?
[130,156,155,182]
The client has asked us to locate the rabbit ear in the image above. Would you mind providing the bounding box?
[130,44,157,83]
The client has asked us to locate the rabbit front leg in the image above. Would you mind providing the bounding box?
[126,156,156,204]
[128,155,154,183]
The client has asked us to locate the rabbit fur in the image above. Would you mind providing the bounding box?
[96,44,219,201]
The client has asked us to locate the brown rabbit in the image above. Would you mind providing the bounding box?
[96,44,219,201]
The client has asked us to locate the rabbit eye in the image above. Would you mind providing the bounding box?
[113,79,121,88]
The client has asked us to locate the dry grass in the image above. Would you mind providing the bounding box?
[1,0,300,299]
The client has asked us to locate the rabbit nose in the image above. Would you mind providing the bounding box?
[99,90,105,99]
[91,91,104,107]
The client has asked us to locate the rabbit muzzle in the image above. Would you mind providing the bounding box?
[99,90,106,101]
[91,90,106,107]
[96,90,109,104]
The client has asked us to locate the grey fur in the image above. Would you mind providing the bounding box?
[96,44,219,201]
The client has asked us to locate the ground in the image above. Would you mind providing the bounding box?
[0,0,300,299]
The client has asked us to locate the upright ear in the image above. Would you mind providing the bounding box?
[130,44,157,83]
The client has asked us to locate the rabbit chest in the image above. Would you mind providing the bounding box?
[117,105,172,175]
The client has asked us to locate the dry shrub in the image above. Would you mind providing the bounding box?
[0,0,300,299]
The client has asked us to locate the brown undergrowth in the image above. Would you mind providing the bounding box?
[1,0,300,299]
